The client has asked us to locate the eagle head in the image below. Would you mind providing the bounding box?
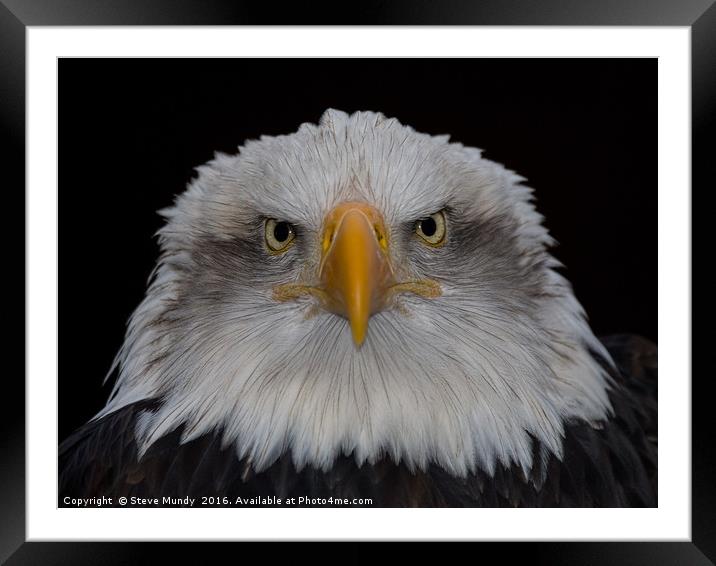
[101,109,613,478]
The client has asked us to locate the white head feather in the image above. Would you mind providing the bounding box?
[98,109,613,478]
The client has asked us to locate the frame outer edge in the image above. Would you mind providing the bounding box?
[0,0,715,25]
[691,1,716,563]
[6,0,713,563]
[0,0,27,563]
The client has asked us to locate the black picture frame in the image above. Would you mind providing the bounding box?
[4,1,708,563]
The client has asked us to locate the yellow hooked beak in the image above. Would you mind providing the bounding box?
[319,202,395,347]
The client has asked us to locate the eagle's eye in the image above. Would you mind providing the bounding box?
[415,210,447,246]
[265,219,296,253]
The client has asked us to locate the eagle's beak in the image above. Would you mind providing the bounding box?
[319,202,394,347]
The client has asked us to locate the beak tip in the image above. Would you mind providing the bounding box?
[351,326,367,348]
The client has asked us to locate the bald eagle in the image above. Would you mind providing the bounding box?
[60,109,656,507]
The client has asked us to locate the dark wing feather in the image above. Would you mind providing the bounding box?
[59,334,657,507]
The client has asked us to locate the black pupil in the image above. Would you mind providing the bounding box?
[273,222,290,242]
[420,217,437,237]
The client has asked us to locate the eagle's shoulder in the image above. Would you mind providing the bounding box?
[536,333,657,507]
[59,399,161,501]
[423,333,657,507]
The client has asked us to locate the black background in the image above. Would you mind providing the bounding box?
[59,58,656,442]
